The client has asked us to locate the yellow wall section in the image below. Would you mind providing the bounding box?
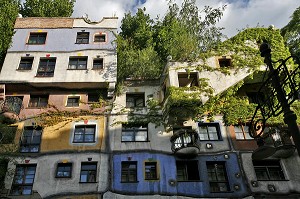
[40,116,104,152]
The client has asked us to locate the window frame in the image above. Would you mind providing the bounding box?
[27,32,47,45]
[253,160,286,181]
[176,160,200,182]
[68,57,88,70]
[178,72,199,87]
[94,33,106,43]
[20,126,42,153]
[144,162,159,180]
[36,57,56,77]
[10,164,37,196]
[76,32,89,44]
[218,57,232,68]
[28,95,48,108]
[234,125,253,140]
[121,123,148,142]
[206,161,230,193]
[121,161,138,183]
[55,163,72,178]
[92,58,104,70]
[66,96,80,107]
[198,122,222,141]
[126,93,145,108]
[18,57,34,70]
[80,162,97,183]
[73,125,96,143]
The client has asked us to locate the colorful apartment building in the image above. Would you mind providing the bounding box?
[0,16,299,199]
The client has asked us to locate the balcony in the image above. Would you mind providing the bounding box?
[170,128,200,157]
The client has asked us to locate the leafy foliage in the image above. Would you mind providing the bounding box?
[20,0,75,17]
[0,0,19,66]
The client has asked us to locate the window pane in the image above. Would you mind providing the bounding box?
[135,131,147,141]
[122,131,135,141]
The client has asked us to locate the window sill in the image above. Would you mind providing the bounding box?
[75,43,89,44]
[145,179,159,181]
[26,43,45,45]
[72,142,96,144]
[55,176,72,179]
[35,76,54,78]
[121,181,139,183]
[91,68,104,70]
[16,69,32,71]
[121,141,150,143]
[79,181,97,183]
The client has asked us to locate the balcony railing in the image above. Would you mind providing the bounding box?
[170,129,200,157]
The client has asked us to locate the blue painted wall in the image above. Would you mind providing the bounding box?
[9,28,115,52]
[112,152,249,198]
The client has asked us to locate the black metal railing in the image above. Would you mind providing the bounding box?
[170,129,200,156]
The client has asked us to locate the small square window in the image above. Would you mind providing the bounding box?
[178,73,199,87]
[145,162,158,180]
[88,93,99,103]
[36,58,56,77]
[253,160,285,181]
[76,32,89,44]
[28,32,47,44]
[176,161,200,181]
[207,162,230,192]
[68,57,88,70]
[218,58,232,67]
[73,125,96,143]
[121,161,137,182]
[80,162,97,182]
[18,57,34,70]
[28,95,48,108]
[56,163,72,178]
[126,93,145,108]
[67,96,80,107]
[93,58,103,69]
[10,164,37,195]
[121,123,148,142]
[198,123,222,141]
[94,34,106,42]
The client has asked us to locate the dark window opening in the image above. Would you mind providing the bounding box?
[121,123,148,142]
[36,58,56,77]
[253,160,285,181]
[88,93,99,103]
[28,33,47,44]
[207,162,230,192]
[68,57,88,70]
[93,58,103,69]
[176,161,200,181]
[247,92,265,104]
[66,96,80,107]
[218,58,232,67]
[80,162,97,182]
[121,161,137,182]
[94,34,106,42]
[178,73,199,87]
[145,162,158,180]
[28,95,48,108]
[198,123,222,141]
[56,163,72,178]
[18,57,34,70]
[126,93,145,107]
[76,32,89,44]
[73,125,96,143]
[20,126,42,153]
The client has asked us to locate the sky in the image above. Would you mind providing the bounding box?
[71,0,300,38]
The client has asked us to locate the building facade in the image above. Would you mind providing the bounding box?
[0,17,299,199]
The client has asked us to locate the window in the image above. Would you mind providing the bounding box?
[121,161,137,182]
[68,57,88,70]
[18,57,33,70]
[28,32,47,44]
[126,93,145,107]
[145,162,158,180]
[94,34,106,42]
[28,95,48,108]
[198,123,221,141]
[56,163,72,178]
[88,93,99,103]
[73,125,96,143]
[80,162,97,182]
[176,161,200,181]
[218,58,232,67]
[36,58,56,77]
[121,123,148,142]
[253,160,285,181]
[66,96,80,107]
[10,164,37,195]
[207,162,230,192]
[20,126,42,153]
[93,58,104,69]
[234,125,253,140]
[76,32,89,44]
[178,73,199,87]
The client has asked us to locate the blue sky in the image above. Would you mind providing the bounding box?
[72,0,300,37]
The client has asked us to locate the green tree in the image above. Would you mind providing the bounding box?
[0,0,19,67]
[20,0,75,17]
[281,6,300,59]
